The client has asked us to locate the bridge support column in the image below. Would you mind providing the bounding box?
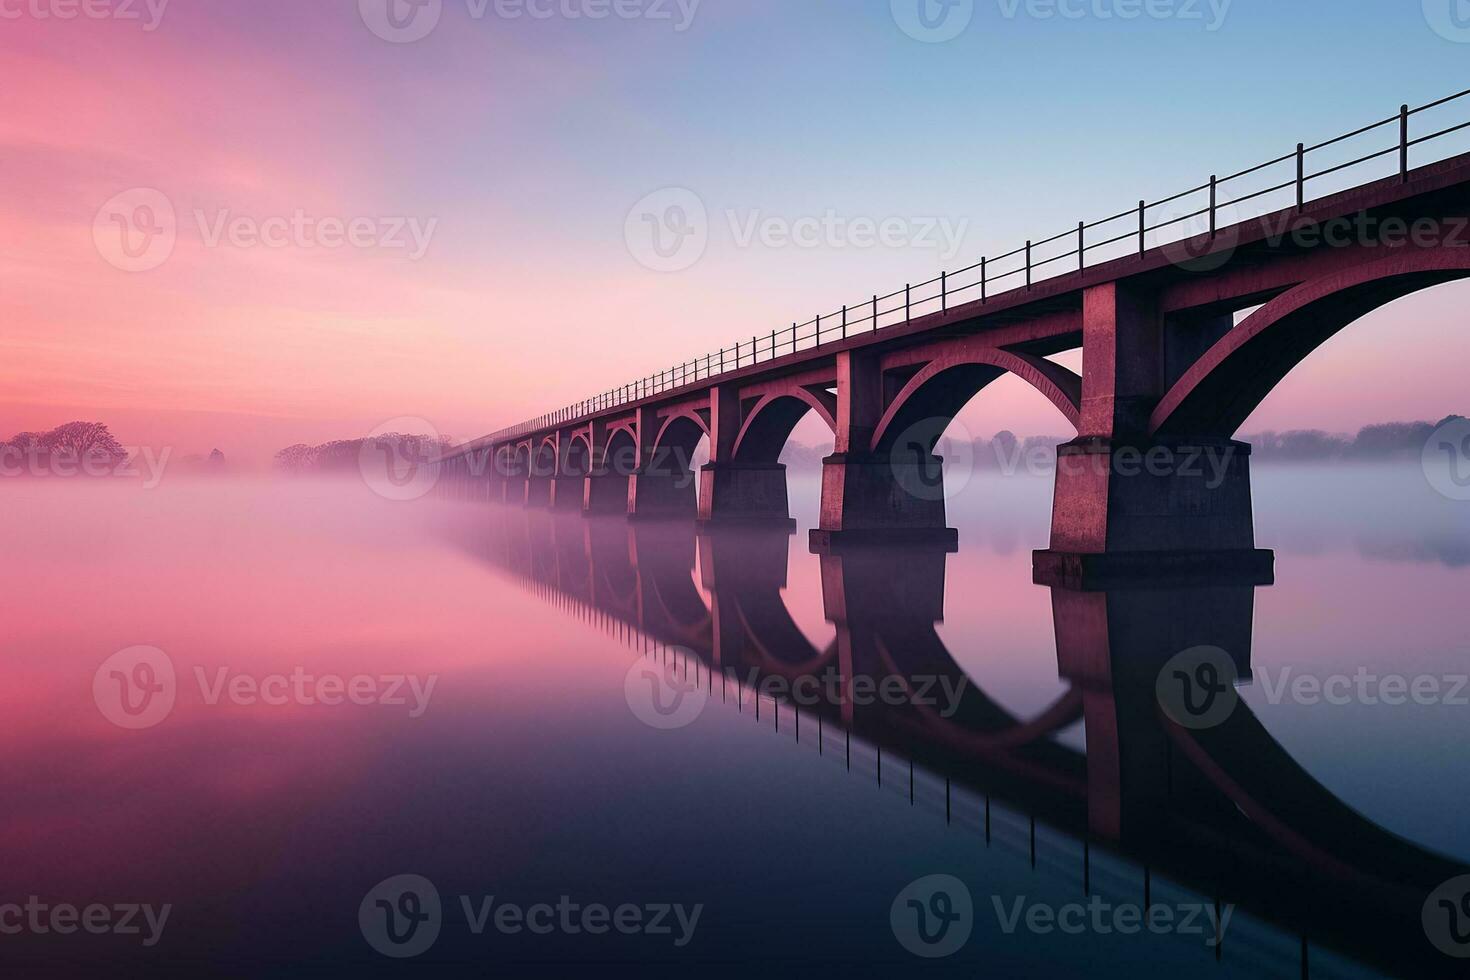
[479,471,501,504]
[627,468,696,519]
[627,405,698,520]
[524,474,553,508]
[1035,283,1271,584]
[811,351,956,549]
[549,475,583,511]
[810,453,954,549]
[698,462,794,526]
[475,451,501,503]
[698,386,796,526]
[1035,437,1272,586]
[501,466,526,505]
[583,473,629,514]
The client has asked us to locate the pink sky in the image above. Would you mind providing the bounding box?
[3,6,1466,463]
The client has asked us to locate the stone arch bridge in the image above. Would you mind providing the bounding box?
[438,93,1470,579]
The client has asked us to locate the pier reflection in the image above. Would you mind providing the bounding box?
[442,504,1467,978]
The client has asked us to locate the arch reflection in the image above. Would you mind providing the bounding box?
[443,504,1468,978]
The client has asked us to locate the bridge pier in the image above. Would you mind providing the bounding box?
[471,453,499,503]
[810,351,957,549]
[583,472,630,514]
[695,387,795,527]
[697,462,794,527]
[810,452,955,549]
[523,474,553,508]
[477,470,500,503]
[1034,436,1271,586]
[627,468,696,520]
[549,475,584,511]
[501,467,527,505]
[1033,283,1271,583]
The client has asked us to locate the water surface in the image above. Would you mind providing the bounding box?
[1,466,1466,977]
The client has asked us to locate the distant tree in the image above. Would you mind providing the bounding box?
[990,430,1020,466]
[40,421,127,461]
[274,444,317,473]
[1351,421,1435,458]
[273,433,453,476]
[1274,429,1350,461]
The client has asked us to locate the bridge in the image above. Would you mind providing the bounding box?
[439,89,1470,577]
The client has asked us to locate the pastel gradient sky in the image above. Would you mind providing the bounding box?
[3,0,1469,459]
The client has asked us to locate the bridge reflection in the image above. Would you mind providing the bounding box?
[441,504,1465,977]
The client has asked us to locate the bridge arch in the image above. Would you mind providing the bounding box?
[732,388,838,463]
[513,442,533,475]
[532,437,558,478]
[600,425,639,475]
[563,431,593,478]
[871,348,1082,455]
[650,410,710,485]
[1151,247,1470,439]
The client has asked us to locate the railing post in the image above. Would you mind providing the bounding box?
[842,304,848,338]
[981,256,987,303]
[1077,221,1085,274]
[941,272,947,312]
[770,330,776,360]
[751,336,757,365]
[872,294,878,332]
[793,323,798,353]
[905,284,911,321]
[1209,175,1217,238]
[815,314,821,347]
[1296,143,1305,210]
[1400,104,1410,182]
[1025,242,1032,290]
[1138,201,1145,257]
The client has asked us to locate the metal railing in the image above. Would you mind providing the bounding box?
[477,89,1470,450]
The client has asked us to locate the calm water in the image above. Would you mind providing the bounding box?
[1,466,1467,977]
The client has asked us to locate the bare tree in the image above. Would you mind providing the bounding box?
[41,421,127,461]
[274,444,317,473]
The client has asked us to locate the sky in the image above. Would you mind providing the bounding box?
[3,0,1470,461]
